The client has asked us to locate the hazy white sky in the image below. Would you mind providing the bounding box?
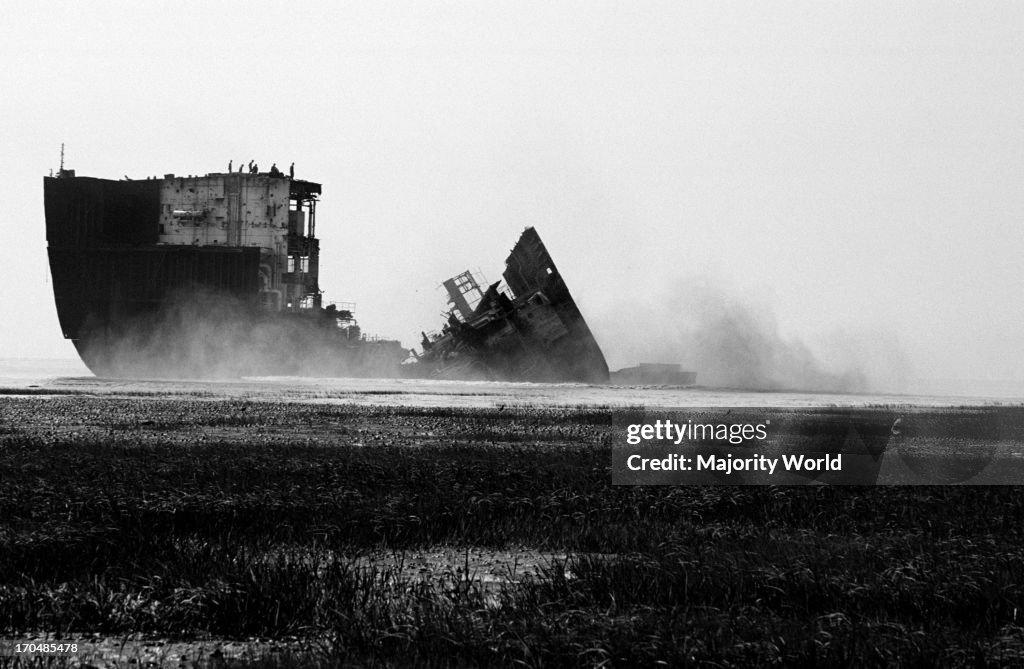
[2,1,1023,391]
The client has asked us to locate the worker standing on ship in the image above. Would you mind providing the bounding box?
[228,160,232,173]
[289,162,295,179]
[269,163,281,177]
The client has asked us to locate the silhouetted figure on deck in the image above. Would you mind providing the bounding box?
[289,162,295,178]
[248,160,254,173]
[269,163,282,177]
[228,160,232,173]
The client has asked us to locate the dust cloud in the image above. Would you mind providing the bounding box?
[593,277,912,394]
[75,292,406,380]
[72,280,912,393]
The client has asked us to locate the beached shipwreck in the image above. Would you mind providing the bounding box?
[413,227,609,383]
[44,165,609,382]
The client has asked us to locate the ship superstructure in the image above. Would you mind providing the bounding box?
[154,171,322,313]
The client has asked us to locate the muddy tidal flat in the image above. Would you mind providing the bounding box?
[2,375,1024,667]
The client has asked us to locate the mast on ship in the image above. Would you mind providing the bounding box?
[56,143,73,178]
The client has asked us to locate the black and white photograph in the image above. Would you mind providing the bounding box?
[3,1,1024,666]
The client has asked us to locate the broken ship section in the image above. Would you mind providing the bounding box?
[413,227,610,383]
[44,169,404,378]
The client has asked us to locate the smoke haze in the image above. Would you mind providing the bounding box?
[595,277,912,394]
[76,292,407,380]
[2,4,1023,401]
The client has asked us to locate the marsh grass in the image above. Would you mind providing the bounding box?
[2,397,1024,666]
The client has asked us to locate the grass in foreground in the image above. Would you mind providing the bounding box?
[1,397,1024,667]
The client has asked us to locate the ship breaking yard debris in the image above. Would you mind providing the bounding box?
[4,388,1024,667]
